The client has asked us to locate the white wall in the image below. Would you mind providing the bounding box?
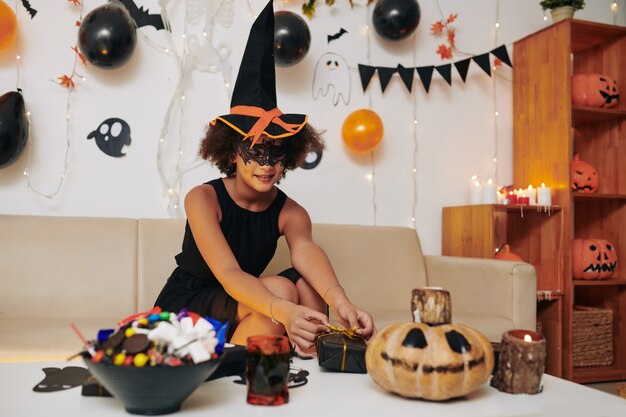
[0,0,624,255]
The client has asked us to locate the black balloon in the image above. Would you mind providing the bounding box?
[78,2,137,69]
[372,0,421,41]
[274,11,311,67]
[0,91,28,169]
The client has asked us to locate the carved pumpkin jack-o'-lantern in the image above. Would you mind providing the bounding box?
[572,238,618,280]
[365,322,494,401]
[571,153,599,193]
[572,73,620,108]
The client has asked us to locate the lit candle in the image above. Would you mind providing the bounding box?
[469,175,482,205]
[491,329,546,394]
[508,190,518,205]
[481,179,497,204]
[537,183,551,206]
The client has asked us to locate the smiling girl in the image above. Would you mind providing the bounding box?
[154,1,373,353]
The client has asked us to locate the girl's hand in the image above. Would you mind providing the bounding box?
[281,304,330,352]
[333,302,376,340]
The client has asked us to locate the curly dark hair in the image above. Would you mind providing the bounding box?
[198,121,325,179]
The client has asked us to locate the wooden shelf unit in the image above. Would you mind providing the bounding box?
[442,204,565,377]
[513,19,626,383]
[442,19,626,383]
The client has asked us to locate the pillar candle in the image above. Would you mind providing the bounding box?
[537,183,551,206]
[527,185,537,205]
[481,179,497,204]
[469,176,482,205]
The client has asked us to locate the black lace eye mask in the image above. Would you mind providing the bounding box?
[238,141,287,167]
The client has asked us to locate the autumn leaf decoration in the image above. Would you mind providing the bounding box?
[58,75,75,90]
[431,13,458,60]
[68,0,81,6]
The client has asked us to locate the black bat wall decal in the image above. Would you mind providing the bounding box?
[21,0,37,18]
[113,0,169,31]
[327,28,348,43]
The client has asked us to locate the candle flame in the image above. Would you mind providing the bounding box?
[541,183,546,188]
[524,334,532,343]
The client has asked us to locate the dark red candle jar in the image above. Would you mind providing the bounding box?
[246,335,290,406]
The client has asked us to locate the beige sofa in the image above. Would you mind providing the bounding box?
[0,214,536,362]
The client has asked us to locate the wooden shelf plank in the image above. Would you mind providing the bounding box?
[572,107,626,127]
[573,367,626,384]
[573,278,626,286]
[574,193,626,200]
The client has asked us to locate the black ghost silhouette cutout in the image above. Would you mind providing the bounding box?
[87,118,131,157]
[33,367,91,392]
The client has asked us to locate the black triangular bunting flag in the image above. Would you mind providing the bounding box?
[416,66,434,93]
[490,44,512,67]
[358,64,377,92]
[396,65,415,93]
[472,53,491,76]
[454,59,471,83]
[377,67,396,93]
[435,64,452,86]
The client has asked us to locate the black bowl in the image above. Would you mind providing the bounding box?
[84,357,222,415]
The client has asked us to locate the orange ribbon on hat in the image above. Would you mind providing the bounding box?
[230,105,302,147]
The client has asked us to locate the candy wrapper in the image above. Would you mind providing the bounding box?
[79,307,228,368]
[316,326,367,374]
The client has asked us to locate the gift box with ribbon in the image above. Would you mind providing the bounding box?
[316,326,367,374]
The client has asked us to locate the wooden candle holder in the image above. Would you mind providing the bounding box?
[410,287,451,325]
[490,329,546,394]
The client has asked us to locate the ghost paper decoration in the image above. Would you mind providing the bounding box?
[87,118,131,157]
[312,52,350,106]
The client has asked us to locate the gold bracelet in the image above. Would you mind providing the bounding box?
[323,283,343,304]
[269,295,281,324]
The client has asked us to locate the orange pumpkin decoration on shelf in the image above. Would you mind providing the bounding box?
[571,153,599,193]
[572,238,618,280]
[365,322,494,401]
[571,73,620,108]
[494,244,524,262]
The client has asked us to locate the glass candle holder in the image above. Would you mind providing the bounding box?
[246,335,290,406]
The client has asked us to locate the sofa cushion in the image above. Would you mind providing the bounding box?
[0,318,116,362]
[264,224,429,317]
[137,218,186,311]
[0,215,137,320]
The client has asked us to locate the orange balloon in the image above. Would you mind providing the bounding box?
[0,1,17,51]
[342,109,384,154]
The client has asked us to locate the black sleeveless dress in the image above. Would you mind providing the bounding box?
[154,178,287,338]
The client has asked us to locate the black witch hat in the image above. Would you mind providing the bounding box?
[211,0,307,146]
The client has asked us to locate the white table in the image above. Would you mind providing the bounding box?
[1,359,625,417]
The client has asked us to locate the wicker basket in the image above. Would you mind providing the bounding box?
[572,306,613,368]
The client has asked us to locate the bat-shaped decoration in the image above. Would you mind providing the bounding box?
[21,0,37,18]
[113,0,169,31]
[33,367,91,392]
[327,28,348,43]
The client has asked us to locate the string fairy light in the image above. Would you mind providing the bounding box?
[410,30,418,229]
[147,0,234,216]
[21,0,85,199]
[364,2,378,226]
[492,0,500,184]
